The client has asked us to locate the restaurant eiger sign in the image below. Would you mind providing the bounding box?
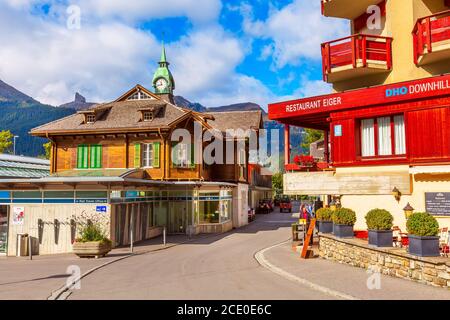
[425,193,450,217]
[269,74,450,120]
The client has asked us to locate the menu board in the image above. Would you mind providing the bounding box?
[425,193,450,216]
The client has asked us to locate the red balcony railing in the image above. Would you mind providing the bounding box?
[413,10,450,65]
[321,34,393,82]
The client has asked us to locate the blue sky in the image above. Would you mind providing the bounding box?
[0,0,348,109]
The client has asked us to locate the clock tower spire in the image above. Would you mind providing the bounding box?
[152,42,175,102]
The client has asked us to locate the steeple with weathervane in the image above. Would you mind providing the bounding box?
[152,42,175,99]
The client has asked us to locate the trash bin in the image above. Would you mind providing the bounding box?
[16,233,29,257]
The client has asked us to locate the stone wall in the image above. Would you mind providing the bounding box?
[319,234,450,289]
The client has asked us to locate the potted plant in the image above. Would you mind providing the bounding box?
[406,212,440,257]
[365,209,394,247]
[316,208,333,233]
[332,208,356,238]
[72,213,112,258]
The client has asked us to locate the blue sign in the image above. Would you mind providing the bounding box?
[334,125,343,137]
[386,86,408,97]
[96,206,107,213]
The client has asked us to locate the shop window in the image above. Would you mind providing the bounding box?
[360,115,406,158]
[77,145,102,169]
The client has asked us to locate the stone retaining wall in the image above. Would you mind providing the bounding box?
[319,234,450,289]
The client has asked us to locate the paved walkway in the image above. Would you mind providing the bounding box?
[261,241,450,300]
[0,234,206,300]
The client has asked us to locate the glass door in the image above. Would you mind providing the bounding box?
[168,202,187,234]
[0,206,9,254]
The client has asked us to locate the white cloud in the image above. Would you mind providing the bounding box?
[77,0,222,25]
[0,3,160,105]
[242,0,348,69]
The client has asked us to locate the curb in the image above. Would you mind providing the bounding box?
[254,240,359,300]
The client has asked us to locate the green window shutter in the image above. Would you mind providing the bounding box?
[134,144,141,168]
[90,145,102,169]
[77,145,88,169]
[190,143,195,168]
[153,142,160,168]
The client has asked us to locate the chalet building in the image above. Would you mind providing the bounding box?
[0,45,268,256]
[269,0,450,230]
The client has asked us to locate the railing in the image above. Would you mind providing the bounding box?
[413,10,450,65]
[321,34,393,81]
[285,162,330,172]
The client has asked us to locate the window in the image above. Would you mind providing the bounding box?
[172,143,194,168]
[77,145,102,169]
[360,115,406,158]
[86,114,96,123]
[127,91,153,101]
[142,143,154,168]
[134,143,160,168]
[143,111,154,122]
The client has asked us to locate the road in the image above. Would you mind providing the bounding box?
[64,204,450,300]
[68,206,337,300]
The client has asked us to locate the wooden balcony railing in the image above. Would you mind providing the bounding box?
[413,10,450,65]
[321,34,393,82]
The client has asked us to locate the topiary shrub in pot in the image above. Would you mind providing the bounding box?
[406,212,440,257]
[365,209,394,247]
[316,208,333,234]
[332,208,356,238]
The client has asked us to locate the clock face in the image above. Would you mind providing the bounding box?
[156,78,168,91]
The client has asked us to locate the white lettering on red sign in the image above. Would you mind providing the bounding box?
[285,97,342,113]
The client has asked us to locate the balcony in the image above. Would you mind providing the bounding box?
[321,0,385,20]
[413,10,450,66]
[321,34,393,83]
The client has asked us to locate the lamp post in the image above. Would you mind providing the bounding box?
[13,135,19,155]
[403,203,414,220]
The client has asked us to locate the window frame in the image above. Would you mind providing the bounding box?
[141,143,154,168]
[358,114,407,160]
[86,114,96,124]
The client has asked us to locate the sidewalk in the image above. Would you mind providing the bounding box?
[261,241,450,300]
[0,234,207,300]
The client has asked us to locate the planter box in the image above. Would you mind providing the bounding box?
[368,230,393,248]
[408,235,440,257]
[73,241,112,259]
[317,221,333,234]
[333,224,354,238]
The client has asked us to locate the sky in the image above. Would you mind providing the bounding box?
[0,0,348,110]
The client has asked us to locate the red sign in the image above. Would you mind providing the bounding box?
[269,74,450,121]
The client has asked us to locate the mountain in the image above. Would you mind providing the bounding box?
[59,92,96,111]
[0,79,38,104]
[0,80,75,157]
[174,96,266,114]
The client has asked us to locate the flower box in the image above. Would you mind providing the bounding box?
[73,241,112,259]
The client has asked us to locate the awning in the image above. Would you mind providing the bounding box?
[409,166,450,175]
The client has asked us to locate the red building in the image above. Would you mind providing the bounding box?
[269,0,450,230]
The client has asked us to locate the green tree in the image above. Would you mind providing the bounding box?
[42,141,52,160]
[0,130,13,153]
[272,172,283,196]
[301,129,324,153]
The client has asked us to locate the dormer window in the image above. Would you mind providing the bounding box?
[143,111,154,122]
[86,114,96,123]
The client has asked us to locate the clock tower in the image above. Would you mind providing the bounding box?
[152,43,175,101]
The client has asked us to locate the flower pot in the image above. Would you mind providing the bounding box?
[73,241,112,258]
[317,221,333,234]
[408,235,440,257]
[333,224,354,238]
[368,230,393,248]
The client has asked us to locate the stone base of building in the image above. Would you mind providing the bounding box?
[319,234,450,289]
[197,221,233,234]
